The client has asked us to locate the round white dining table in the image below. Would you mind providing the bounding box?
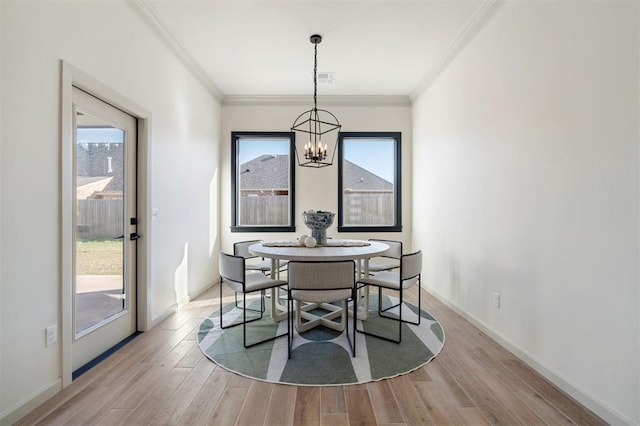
[249,239,389,326]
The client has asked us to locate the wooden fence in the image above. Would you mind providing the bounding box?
[239,195,290,226]
[238,193,395,227]
[77,194,394,236]
[343,193,395,226]
[77,199,123,239]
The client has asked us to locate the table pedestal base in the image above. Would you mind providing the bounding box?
[270,288,288,322]
[270,286,371,327]
[354,286,370,320]
[296,300,346,332]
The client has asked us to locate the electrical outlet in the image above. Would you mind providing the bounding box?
[46,325,57,346]
[493,292,501,308]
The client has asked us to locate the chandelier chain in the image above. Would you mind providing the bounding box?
[313,42,318,110]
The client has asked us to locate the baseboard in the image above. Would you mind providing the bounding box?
[150,303,178,329]
[426,287,634,425]
[188,280,217,301]
[149,281,218,329]
[0,379,61,426]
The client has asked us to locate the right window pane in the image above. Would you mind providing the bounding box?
[338,132,402,232]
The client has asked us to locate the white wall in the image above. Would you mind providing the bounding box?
[0,0,221,421]
[412,1,638,423]
[0,1,4,419]
[220,98,412,251]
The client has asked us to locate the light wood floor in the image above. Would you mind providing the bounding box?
[18,285,605,425]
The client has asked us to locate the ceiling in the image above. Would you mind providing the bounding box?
[135,0,499,99]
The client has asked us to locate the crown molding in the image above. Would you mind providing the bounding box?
[128,0,224,101]
[410,0,504,101]
[129,0,500,105]
[222,95,411,107]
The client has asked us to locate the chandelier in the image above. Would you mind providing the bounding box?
[291,34,341,168]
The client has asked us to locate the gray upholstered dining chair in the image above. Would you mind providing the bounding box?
[287,260,357,358]
[219,251,288,348]
[356,250,422,344]
[233,240,288,276]
[367,239,402,273]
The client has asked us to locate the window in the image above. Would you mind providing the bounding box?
[338,132,402,232]
[231,132,296,232]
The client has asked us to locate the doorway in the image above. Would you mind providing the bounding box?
[70,87,138,373]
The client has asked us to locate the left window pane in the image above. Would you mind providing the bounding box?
[231,132,296,232]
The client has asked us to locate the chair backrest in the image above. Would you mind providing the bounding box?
[401,250,422,281]
[288,261,355,291]
[369,239,403,259]
[219,251,246,287]
[233,240,263,259]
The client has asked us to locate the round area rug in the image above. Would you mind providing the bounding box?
[197,294,445,386]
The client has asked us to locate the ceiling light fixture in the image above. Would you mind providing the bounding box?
[291,34,341,168]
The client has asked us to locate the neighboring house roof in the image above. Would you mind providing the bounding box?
[240,154,290,190]
[76,176,113,200]
[344,160,393,192]
[239,155,392,192]
[76,143,124,194]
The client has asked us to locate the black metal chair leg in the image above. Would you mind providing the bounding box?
[243,292,247,348]
[235,291,266,314]
[353,289,357,357]
[241,291,288,349]
[359,280,427,344]
[417,278,421,325]
[399,288,403,343]
[287,292,292,359]
[220,284,264,331]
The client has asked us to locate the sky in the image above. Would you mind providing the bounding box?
[77,127,124,143]
[343,138,395,183]
[239,139,289,164]
[239,137,395,183]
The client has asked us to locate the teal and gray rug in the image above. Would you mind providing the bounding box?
[197,295,445,386]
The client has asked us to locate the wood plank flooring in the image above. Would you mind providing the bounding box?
[17,285,605,425]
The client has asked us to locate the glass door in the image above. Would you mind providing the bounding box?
[71,87,138,373]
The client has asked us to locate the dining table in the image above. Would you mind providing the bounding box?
[249,239,389,330]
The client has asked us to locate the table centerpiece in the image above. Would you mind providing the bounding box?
[302,210,335,245]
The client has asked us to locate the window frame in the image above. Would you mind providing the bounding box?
[337,131,402,232]
[231,131,296,233]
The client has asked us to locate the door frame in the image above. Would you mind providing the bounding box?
[60,61,151,387]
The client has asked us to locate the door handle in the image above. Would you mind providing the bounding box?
[130,233,140,241]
